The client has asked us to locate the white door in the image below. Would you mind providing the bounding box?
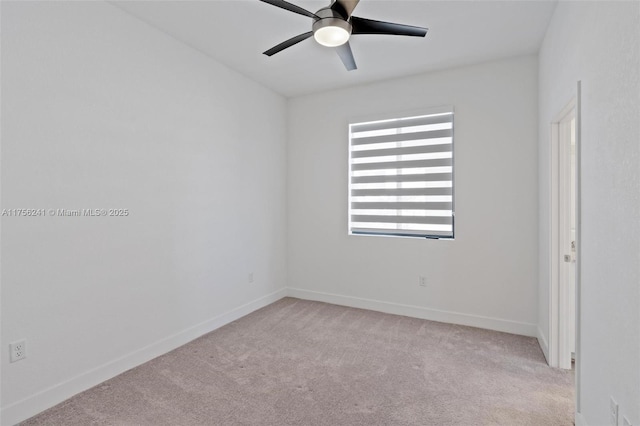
[558,108,576,369]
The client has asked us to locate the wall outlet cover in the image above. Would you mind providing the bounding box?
[10,340,27,363]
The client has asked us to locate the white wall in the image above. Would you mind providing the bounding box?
[538,2,640,425]
[0,2,287,424]
[288,56,539,335]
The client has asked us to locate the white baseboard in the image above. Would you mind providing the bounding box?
[536,325,550,364]
[1,288,287,426]
[287,288,537,337]
[575,411,587,426]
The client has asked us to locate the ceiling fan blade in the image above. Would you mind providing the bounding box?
[351,16,428,37]
[330,0,360,19]
[336,42,357,71]
[263,31,313,56]
[259,0,319,19]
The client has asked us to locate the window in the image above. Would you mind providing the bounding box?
[348,107,454,239]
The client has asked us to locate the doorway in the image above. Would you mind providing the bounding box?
[549,96,579,371]
[558,105,576,369]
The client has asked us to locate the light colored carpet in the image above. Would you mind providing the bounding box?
[21,297,574,425]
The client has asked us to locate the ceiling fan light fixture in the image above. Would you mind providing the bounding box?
[314,25,350,47]
[312,17,352,47]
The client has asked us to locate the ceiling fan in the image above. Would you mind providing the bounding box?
[259,0,428,71]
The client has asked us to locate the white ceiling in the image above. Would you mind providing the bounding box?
[112,0,557,97]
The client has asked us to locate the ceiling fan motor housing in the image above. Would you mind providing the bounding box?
[312,7,353,38]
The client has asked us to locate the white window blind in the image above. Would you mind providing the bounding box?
[348,108,454,239]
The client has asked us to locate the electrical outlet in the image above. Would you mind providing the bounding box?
[419,276,427,287]
[622,416,631,426]
[248,272,254,283]
[10,340,26,363]
[610,397,619,426]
